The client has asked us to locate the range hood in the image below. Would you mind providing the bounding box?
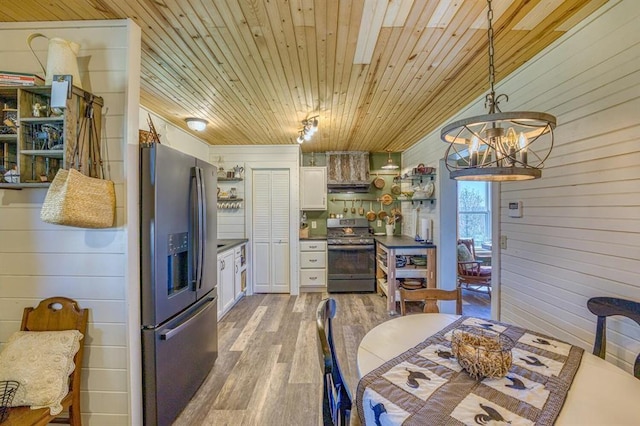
[327,182,371,193]
[326,151,370,193]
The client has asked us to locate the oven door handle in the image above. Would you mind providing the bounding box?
[328,245,375,251]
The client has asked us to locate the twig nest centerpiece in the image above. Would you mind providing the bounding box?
[451,325,515,380]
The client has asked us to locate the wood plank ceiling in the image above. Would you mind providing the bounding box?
[0,0,606,153]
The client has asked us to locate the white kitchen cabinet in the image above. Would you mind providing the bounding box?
[300,240,327,291]
[300,167,327,210]
[218,249,235,319]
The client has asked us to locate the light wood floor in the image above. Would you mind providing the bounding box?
[173,291,490,425]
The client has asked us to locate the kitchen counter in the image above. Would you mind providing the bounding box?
[217,238,248,253]
[374,235,436,249]
[300,235,327,240]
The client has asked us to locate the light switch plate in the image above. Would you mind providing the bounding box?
[500,235,507,250]
[311,221,317,229]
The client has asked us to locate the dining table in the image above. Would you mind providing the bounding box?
[356,313,640,425]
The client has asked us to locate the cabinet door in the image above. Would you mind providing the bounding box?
[220,250,235,314]
[234,255,242,299]
[300,167,327,210]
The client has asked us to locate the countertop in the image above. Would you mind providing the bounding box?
[300,235,327,240]
[217,238,249,253]
[374,235,436,249]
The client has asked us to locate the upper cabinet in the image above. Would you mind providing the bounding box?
[300,166,327,210]
[0,85,102,187]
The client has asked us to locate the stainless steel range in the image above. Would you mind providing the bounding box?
[326,218,376,292]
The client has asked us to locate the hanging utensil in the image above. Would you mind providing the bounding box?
[358,200,365,216]
[378,202,388,220]
[372,172,385,189]
[366,202,376,221]
[351,199,356,214]
[343,200,348,213]
[380,193,393,206]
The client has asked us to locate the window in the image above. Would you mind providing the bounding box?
[457,181,491,247]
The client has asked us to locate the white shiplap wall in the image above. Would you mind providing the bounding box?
[211,145,301,294]
[403,0,639,374]
[0,20,141,425]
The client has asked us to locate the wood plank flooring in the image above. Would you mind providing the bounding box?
[173,292,490,425]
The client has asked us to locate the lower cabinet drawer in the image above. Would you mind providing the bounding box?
[300,269,326,287]
[301,251,326,268]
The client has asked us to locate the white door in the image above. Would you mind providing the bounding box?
[252,169,290,293]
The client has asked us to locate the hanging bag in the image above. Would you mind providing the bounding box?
[40,94,115,228]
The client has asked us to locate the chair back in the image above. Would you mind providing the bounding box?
[316,298,352,426]
[21,297,89,424]
[457,238,477,260]
[587,297,640,379]
[399,287,462,316]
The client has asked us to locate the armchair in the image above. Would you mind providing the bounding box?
[457,238,492,296]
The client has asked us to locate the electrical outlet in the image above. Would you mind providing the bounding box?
[311,221,317,229]
[377,220,382,227]
[500,235,507,250]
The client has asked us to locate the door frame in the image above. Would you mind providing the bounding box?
[243,162,299,295]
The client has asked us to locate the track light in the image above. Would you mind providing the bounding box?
[296,116,319,142]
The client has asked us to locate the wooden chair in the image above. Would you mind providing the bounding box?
[316,298,351,426]
[399,287,462,316]
[587,297,640,379]
[4,297,89,426]
[457,238,492,296]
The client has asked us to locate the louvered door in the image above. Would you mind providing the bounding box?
[252,169,290,293]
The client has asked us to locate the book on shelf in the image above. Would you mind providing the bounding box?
[0,71,45,86]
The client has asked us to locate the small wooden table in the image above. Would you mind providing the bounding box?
[374,236,436,315]
[357,314,640,425]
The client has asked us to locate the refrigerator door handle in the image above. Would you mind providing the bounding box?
[195,167,206,289]
[159,297,216,340]
[190,168,199,289]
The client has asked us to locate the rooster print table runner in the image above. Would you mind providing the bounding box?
[356,317,583,426]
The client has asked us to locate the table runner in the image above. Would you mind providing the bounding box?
[357,316,584,425]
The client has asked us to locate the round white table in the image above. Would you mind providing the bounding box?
[357,314,640,425]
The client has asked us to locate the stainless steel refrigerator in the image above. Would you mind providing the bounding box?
[140,143,218,426]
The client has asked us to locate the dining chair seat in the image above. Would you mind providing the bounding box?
[587,296,640,379]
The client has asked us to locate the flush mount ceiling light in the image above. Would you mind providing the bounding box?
[185,117,208,132]
[440,0,556,182]
[381,150,399,170]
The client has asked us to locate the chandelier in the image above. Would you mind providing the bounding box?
[296,116,319,144]
[441,0,556,181]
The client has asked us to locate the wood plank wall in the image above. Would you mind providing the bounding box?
[210,145,301,294]
[403,0,640,374]
[0,20,137,425]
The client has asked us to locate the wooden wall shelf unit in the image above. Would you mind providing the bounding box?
[0,85,103,188]
[375,236,437,315]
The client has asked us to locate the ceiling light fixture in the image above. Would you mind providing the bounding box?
[440,0,556,181]
[297,116,319,143]
[381,150,399,170]
[185,117,208,132]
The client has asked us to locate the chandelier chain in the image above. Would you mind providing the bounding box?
[486,0,496,113]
